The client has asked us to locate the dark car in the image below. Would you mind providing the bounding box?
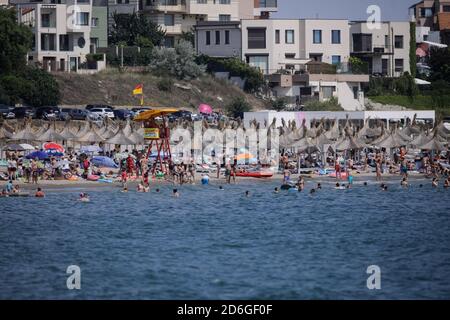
[12,106,36,119]
[168,110,192,122]
[86,104,115,111]
[65,108,89,120]
[0,104,15,119]
[113,109,135,120]
[35,106,60,120]
[59,108,73,121]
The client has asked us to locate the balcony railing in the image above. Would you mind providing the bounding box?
[259,0,277,8]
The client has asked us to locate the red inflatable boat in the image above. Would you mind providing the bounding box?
[235,171,273,178]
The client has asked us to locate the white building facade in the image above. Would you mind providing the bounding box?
[350,21,411,77]
[12,0,105,72]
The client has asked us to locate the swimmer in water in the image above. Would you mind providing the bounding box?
[173,189,179,197]
[122,187,128,193]
[363,182,368,186]
[401,178,408,187]
[35,187,45,198]
[137,183,144,192]
[310,188,316,194]
[79,193,90,202]
[274,187,279,194]
[432,178,439,188]
[245,190,250,197]
[155,188,160,193]
[419,184,423,188]
[143,185,150,193]
[444,178,450,188]
[219,186,224,190]
[317,183,322,189]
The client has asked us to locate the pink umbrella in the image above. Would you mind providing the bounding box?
[198,104,213,115]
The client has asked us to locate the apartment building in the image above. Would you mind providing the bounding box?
[349,21,411,77]
[196,18,369,110]
[142,0,277,47]
[91,0,108,50]
[11,0,105,73]
[410,0,450,45]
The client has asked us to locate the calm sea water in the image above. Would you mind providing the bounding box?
[0,179,449,299]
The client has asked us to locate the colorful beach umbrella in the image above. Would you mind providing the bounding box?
[26,151,49,160]
[91,156,118,168]
[43,142,65,153]
[198,104,213,115]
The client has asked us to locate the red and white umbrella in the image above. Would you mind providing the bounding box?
[43,142,65,153]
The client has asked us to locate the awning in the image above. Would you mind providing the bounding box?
[415,78,431,85]
[423,41,448,48]
[134,108,178,121]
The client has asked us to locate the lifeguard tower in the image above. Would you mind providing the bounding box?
[134,108,178,174]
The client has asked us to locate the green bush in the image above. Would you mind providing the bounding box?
[157,77,173,92]
[304,97,343,111]
[198,56,265,93]
[20,67,60,107]
[271,97,288,111]
[225,96,251,118]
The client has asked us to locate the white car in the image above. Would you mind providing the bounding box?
[90,107,115,119]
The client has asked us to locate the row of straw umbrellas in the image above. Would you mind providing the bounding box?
[0,118,145,147]
[1,116,449,154]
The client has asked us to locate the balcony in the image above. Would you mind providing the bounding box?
[144,0,186,13]
[258,0,278,11]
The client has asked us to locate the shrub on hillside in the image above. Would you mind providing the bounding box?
[304,97,343,111]
[157,77,173,92]
[225,96,251,118]
[149,40,205,80]
[271,97,288,111]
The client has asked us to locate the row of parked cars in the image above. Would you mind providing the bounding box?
[0,104,227,122]
[0,104,153,121]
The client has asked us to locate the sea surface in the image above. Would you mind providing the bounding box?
[0,179,449,299]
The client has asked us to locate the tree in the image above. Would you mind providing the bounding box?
[0,7,33,74]
[410,22,417,78]
[225,96,251,118]
[20,66,60,107]
[429,47,450,83]
[109,12,165,47]
[150,40,205,80]
[180,29,195,47]
[271,97,288,111]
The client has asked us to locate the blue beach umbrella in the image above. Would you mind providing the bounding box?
[26,151,49,160]
[91,156,118,168]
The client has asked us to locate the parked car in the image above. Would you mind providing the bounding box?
[0,104,15,119]
[168,110,192,122]
[86,110,102,121]
[90,107,115,119]
[113,109,135,120]
[58,108,72,121]
[35,106,60,120]
[62,108,89,120]
[12,106,37,119]
[86,104,114,111]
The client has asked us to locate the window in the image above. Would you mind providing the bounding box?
[215,30,220,44]
[331,30,341,44]
[385,35,389,48]
[382,59,388,75]
[75,12,89,26]
[275,29,280,44]
[206,31,210,45]
[331,55,341,65]
[219,14,231,21]
[394,35,404,49]
[197,0,207,3]
[247,28,266,49]
[313,30,322,44]
[219,0,230,4]
[395,59,404,73]
[164,36,175,48]
[41,33,56,51]
[59,34,70,51]
[225,30,230,45]
[420,8,433,17]
[285,30,294,44]
[41,13,50,28]
[164,14,174,26]
[247,55,268,74]
[322,86,335,99]
[91,17,98,27]
[444,5,450,12]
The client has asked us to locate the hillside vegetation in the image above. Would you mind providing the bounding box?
[54,69,269,111]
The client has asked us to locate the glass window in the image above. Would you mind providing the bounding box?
[219,0,230,4]
[247,28,266,49]
[421,8,433,17]
[275,30,280,44]
[394,35,403,49]
[248,55,268,74]
[41,14,50,28]
[331,30,341,44]
[219,14,231,21]
[444,6,450,12]
[75,12,89,26]
[225,30,230,45]
[164,14,174,26]
[215,30,220,45]
[206,31,210,45]
[313,30,322,44]
[395,59,404,72]
[285,30,294,44]
[331,55,341,65]
[41,33,56,51]
[91,17,98,27]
